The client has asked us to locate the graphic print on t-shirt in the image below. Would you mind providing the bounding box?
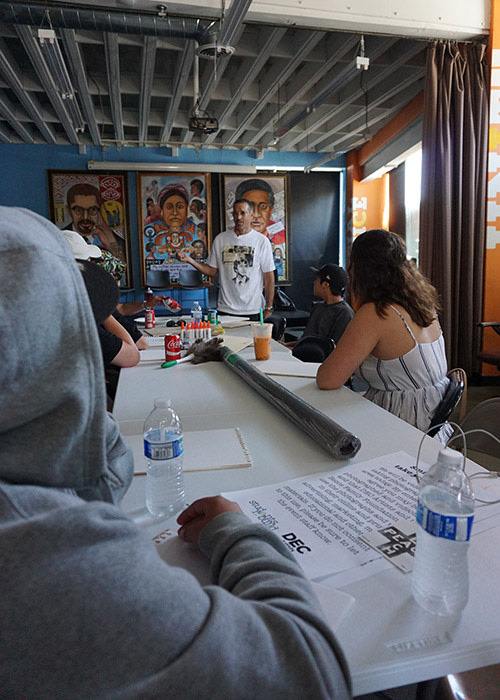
[221,244,255,286]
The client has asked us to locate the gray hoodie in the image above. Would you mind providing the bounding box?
[0,207,351,700]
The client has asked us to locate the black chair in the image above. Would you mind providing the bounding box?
[427,368,466,438]
[477,321,500,370]
[291,334,334,363]
[146,268,171,289]
[178,268,204,288]
[264,314,286,341]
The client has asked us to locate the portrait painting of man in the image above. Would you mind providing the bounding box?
[223,174,289,283]
[48,170,132,288]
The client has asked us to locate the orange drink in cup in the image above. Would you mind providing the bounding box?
[252,323,272,361]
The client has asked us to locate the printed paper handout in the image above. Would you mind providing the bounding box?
[224,451,425,580]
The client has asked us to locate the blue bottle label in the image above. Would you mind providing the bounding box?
[416,501,474,541]
[144,437,183,460]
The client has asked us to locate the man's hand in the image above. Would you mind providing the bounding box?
[94,217,126,261]
[136,336,149,350]
[263,308,273,319]
[152,294,168,307]
[177,496,242,544]
[176,250,192,264]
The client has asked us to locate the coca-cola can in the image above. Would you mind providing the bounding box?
[145,308,155,329]
[164,296,182,312]
[164,334,181,361]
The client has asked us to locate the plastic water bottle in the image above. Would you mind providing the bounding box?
[144,398,185,518]
[412,447,474,616]
[191,300,202,322]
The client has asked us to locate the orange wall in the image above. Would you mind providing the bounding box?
[484,0,500,374]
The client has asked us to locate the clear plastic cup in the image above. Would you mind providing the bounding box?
[252,323,272,361]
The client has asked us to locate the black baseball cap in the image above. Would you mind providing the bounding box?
[310,264,347,295]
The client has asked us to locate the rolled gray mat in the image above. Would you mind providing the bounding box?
[219,345,361,460]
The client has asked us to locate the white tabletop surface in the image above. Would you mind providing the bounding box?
[114,332,500,696]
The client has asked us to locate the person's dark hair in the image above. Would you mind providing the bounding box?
[233,198,255,212]
[66,183,102,207]
[234,178,275,208]
[146,197,153,205]
[190,179,203,193]
[348,229,439,327]
[192,239,207,255]
[233,254,253,272]
[159,187,188,210]
[190,198,204,214]
[145,242,156,252]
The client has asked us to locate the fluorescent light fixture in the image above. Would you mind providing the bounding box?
[304,152,338,173]
[38,28,85,132]
[255,165,343,172]
[87,162,257,174]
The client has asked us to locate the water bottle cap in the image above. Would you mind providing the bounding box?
[437,447,463,466]
[153,398,170,409]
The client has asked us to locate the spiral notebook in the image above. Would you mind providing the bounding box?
[129,427,252,475]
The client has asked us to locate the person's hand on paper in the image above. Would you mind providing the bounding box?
[177,496,242,543]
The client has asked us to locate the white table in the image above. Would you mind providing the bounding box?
[114,334,500,696]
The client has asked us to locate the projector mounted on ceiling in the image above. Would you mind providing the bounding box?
[188,115,219,134]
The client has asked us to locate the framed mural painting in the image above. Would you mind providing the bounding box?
[47,170,132,288]
[222,173,290,283]
[137,172,211,287]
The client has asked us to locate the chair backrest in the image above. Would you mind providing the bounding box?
[427,368,466,438]
[178,268,204,288]
[292,334,334,363]
[476,322,500,370]
[146,268,170,289]
[458,397,500,459]
[264,314,286,341]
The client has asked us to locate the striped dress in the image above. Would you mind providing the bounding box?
[354,305,450,432]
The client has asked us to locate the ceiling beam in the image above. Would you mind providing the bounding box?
[251,32,359,145]
[0,91,35,143]
[203,25,287,145]
[298,68,425,153]
[160,41,195,143]
[139,35,157,144]
[103,32,124,142]
[15,25,80,145]
[224,29,325,146]
[275,35,397,150]
[0,37,57,144]
[59,28,101,146]
[0,120,12,142]
[194,0,253,126]
[311,85,423,155]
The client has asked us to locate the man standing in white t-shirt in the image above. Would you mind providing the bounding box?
[177,199,275,319]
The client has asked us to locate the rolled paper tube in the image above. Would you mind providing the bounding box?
[218,346,361,459]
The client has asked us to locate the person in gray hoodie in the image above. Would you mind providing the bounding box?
[0,206,351,700]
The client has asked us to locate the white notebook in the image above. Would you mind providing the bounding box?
[130,427,252,475]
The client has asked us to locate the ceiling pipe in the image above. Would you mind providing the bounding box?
[0,2,213,44]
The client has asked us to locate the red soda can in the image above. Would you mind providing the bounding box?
[164,296,182,312]
[164,334,181,361]
[145,308,155,329]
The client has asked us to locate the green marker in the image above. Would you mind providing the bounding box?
[160,356,192,369]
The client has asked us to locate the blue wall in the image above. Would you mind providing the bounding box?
[0,143,345,311]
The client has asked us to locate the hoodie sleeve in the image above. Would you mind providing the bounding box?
[1,498,351,700]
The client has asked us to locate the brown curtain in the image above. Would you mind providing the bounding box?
[419,42,489,376]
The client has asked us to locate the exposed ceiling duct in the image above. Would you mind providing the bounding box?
[0,1,213,43]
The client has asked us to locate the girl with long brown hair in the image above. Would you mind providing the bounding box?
[316,229,449,432]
